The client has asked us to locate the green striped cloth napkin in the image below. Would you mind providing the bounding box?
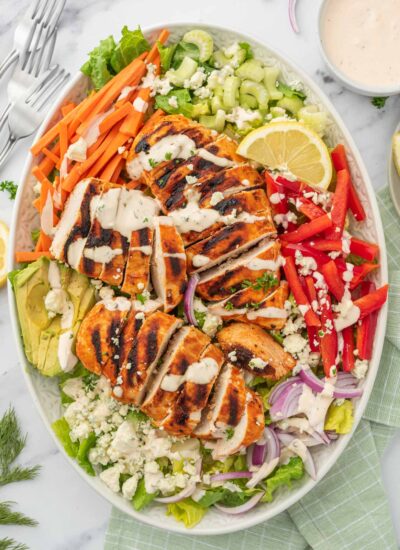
[105,187,400,550]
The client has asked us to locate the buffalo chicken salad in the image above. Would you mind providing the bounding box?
[10,26,388,528]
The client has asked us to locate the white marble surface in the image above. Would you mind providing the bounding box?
[1,0,400,548]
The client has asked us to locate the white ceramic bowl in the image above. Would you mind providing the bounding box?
[7,22,388,535]
[318,0,400,97]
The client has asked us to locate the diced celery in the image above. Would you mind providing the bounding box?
[211,95,224,114]
[263,66,283,100]
[199,110,226,133]
[240,80,269,110]
[167,56,198,87]
[223,76,241,109]
[213,85,224,98]
[270,106,287,118]
[236,59,264,82]
[239,93,258,110]
[183,30,214,62]
[297,105,329,136]
[277,96,304,115]
[212,50,231,68]
[192,99,211,118]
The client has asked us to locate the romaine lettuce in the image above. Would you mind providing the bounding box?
[167,498,206,528]
[52,417,78,458]
[261,457,304,502]
[155,89,193,117]
[132,478,157,511]
[76,433,97,475]
[157,42,177,71]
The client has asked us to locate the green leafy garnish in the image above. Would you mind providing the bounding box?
[136,293,147,305]
[171,41,200,69]
[241,273,278,292]
[148,158,158,168]
[111,26,150,74]
[52,417,78,458]
[239,42,254,60]
[0,501,37,526]
[157,41,177,71]
[224,301,234,311]
[76,433,97,475]
[167,498,206,527]
[0,180,17,200]
[225,427,235,440]
[155,89,193,117]
[132,478,157,511]
[0,538,29,550]
[127,409,149,423]
[165,152,173,160]
[371,96,388,109]
[194,309,206,328]
[270,330,284,344]
[261,457,304,502]
[277,82,306,101]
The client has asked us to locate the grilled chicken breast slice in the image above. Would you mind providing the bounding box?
[75,297,131,375]
[194,363,247,439]
[119,311,182,406]
[181,188,271,247]
[186,218,276,274]
[211,389,264,459]
[161,343,225,436]
[121,227,154,297]
[196,239,281,301]
[209,281,289,330]
[126,114,214,183]
[141,326,210,422]
[217,321,296,380]
[50,178,102,265]
[151,217,187,312]
[149,136,245,212]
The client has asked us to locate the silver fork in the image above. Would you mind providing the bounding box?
[0,66,69,168]
[0,0,65,79]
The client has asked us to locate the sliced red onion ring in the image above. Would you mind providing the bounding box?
[288,0,299,33]
[252,441,267,466]
[326,430,339,441]
[299,368,363,399]
[277,432,317,480]
[270,382,304,421]
[211,471,252,483]
[269,376,300,406]
[215,491,265,515]
[247,457,279,488]
[264,426,280,462]
[184,274,200,325]
[154,483,197,503]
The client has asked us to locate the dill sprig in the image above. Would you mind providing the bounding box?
[0,180,17,200]
[0,501,37,526]
[0,538,29,550]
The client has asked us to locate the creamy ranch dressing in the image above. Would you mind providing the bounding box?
[321,0,400,87]
[161,357,219,392]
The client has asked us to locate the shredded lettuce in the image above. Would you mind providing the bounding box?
[261,457,304,503]
[157,41,177,71]
[324,400,354,434]
[110,26,150,74]
[76,433,97,475]
[132,478,157,511]
[155,89,193,117]
[52,417,78,458]
[167,498,206,528]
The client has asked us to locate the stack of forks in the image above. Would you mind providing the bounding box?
[0,0,69,169]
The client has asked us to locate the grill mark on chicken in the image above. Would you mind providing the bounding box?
[138,227,151,247]
[108,318,121,376]
[146,328,159,367]
[91,329,103,366]
[126,342,139,385]
[230,345,275,376]
[202,226,244,253]
[168,256,182,277]
[227,390,240,425]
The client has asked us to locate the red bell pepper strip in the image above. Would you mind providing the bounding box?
[303,276,320,351]
[275,175,316,196]
[349,263,379,290]
[319,293,338,377]
[321,260,345,301]
[350,237,379,262]
[265,172,288,215]
[283,256,321,328]
[334,257,347,273]
[307,238,343,252]
[281,243,330,268]
[280,214,332,244]
[296,197,326,220]
[353,284,389,319]
[342,326,356,372]
[325,169,350,239]
[331,144,366,221]
[356,282,379,360]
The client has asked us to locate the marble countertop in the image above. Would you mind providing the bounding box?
[1,0,400,548]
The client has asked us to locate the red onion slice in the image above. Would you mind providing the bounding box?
[288,0,299,33]
[246,457,279,488]
[277,432,317,480]
[154,482,197,503]
[184,274,200,325]
[264,426,280,462]
[215,491,265,515]
[269,376,300,406]
[252,441,267,466]
[270,382,304,421]
[211,471,252,483]
[299,368,363,399]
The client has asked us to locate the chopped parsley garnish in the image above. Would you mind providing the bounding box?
[270,330,284,344]
[0,180,17,200]
[225,427,235,440]
[224,301,234,311]
[148,158,158,168]
[318,330,324,337]
[241,273,278,292]
[230,287,237,293]
[136,293,147,305]
[194,310,206,328]
[165,152,172,160]
[371,96,388,109]
[247,301,261,310]
[143,217,149,223]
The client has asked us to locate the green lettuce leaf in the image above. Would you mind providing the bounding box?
[171,42,200,69]
[52,417,78,458]
[277,82,306,101]
[239,42,254,60]
[76,433,97,475]
[132,478,157,511]
[157,41,177,71]
[261,457,304,502]
[324,400,354,434]
[155,89,193,118]
[81,35,116,90]
[167,498,206,528]
[110,26,150,74]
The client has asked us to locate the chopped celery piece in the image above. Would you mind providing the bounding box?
[223,44,247,67]
[240,80,269,110]
[263,66,283,100]
[239,93,258,110]
[183,30,214,62]
[213,85,224,98]
[276,96,304,115]
[167,56,198,87]
[211,95,224,114]
[223,76,241,109]
[270,106,287,118]
[297,105,329,136]
[212,50,231,68]
[236,59,264,82]
[199,109,226,132]
[192,99,211,118]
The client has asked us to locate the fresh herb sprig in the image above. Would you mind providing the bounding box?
[241,273,278,292]
[0,538,29,550]
[0,180,17,200]
[0,502,37,526]
[371,96,388,109]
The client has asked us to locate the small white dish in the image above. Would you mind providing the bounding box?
[318,0,400,97]
[388,123,400,217]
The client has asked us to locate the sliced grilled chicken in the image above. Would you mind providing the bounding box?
[121,227,154,297]
[126,114,214,183]
[148,136,245,212]
[75,297,131,375]
[186,218,276,274]
[141,326,210,422]
[161,343,224,436]
[211,389,264,459]
[196,239,281,301]
[194,363,247,439]
[181,188,271,247]
[119,311,182,406]
[217,321,296,380]
[151,217,187,312]
[209,281,289,331]
[50,178,102,265]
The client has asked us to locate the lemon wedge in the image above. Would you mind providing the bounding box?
[237,121,332,190]
[0,220,9,288]
[392,132,400,177]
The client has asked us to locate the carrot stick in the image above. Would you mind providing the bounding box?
[35,231,52,252]
[15,251,52,262]
[88,130,129,177]
[59,122,69,161]
[42,147,60,166]
[32,166,53,189]
[61,102,76,116]
[100,154,124,181]
[99,102,133,134]
[32,197,41,211]
[146,29,170,63]
[38,141,61,175]
[120,88,151,136]
[111,157,125,181]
